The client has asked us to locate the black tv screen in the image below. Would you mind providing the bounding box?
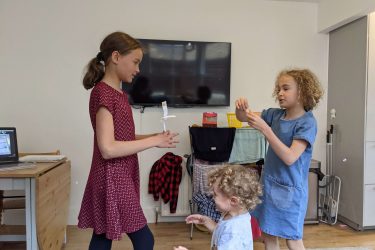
[122,39,231,107]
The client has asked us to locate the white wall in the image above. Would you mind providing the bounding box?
[0,0,328,224]
[318,0,375,33]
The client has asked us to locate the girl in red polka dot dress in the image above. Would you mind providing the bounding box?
[78,31,179,250]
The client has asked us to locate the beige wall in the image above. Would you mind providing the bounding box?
[0,0,329,224]
[318,0,375,32]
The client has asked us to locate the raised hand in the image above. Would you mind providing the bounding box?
[154,131,179,148]
[235,97,250,112]
[246,111,268,133]
[185,214,217,232]
[235,97,251,122]
[185,214,207,225]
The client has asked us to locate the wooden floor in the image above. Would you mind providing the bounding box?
[0,222,374,250]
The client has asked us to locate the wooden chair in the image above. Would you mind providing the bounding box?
[0,150,60,225]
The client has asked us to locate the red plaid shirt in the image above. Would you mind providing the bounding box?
[148,152,182,213]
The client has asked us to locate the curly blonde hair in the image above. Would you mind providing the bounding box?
[208,165,262,211]
[273,69,324,111]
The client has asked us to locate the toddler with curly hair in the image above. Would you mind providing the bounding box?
[174,164,262,250]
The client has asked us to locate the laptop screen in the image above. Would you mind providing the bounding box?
[0,127,19,164]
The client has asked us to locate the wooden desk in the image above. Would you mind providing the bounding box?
[0,160,70,250]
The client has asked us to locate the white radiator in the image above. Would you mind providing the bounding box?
[159,160,191,216]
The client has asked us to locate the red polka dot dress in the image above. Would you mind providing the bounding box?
[78,82,147,240]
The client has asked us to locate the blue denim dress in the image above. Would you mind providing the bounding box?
[252,108,317,240]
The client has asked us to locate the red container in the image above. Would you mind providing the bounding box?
[202,112,217,127]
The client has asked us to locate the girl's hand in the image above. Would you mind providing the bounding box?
[174,246,188,250]
[185,214,208,225]
[186,214,217,232]
[247,111,269,133]
[154,131,179,148]
[235,97,250,111]
[235,97,251,122]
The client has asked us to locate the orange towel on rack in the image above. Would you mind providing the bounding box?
[251,216,262,240]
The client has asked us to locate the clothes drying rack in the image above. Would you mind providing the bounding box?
[184,127,267,240]
[319,124,341,225]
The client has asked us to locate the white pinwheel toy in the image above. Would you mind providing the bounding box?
[161,101,176,132]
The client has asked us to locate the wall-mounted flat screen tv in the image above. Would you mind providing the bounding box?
[122,39,231,107]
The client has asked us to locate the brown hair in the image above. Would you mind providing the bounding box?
[82,31,142,90]
[208,165,262,211]
[273,69,324,111]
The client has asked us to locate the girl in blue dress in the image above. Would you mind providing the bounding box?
[235,69,323,250]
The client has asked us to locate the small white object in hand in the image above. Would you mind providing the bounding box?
[161,101,176,132]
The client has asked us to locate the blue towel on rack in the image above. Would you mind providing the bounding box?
[228,128,266,164]
[193,192,221,222]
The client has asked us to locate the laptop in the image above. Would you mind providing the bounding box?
[0,127,34,170]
